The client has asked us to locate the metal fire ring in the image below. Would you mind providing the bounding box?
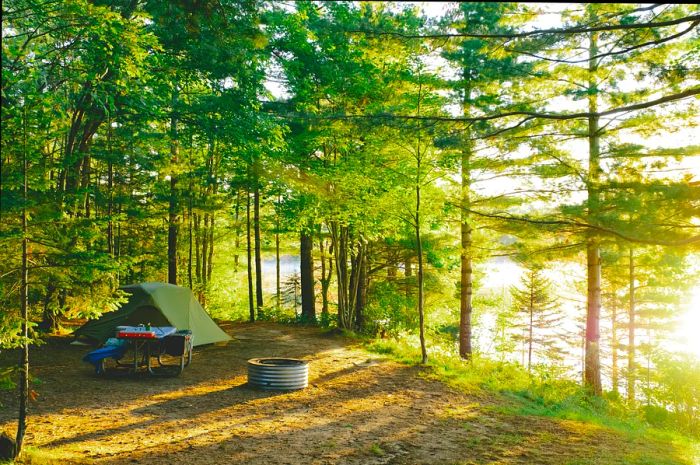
[247,358,309,390]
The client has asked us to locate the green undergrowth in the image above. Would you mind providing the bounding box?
[2,444,97,465]
[366,337,699,461]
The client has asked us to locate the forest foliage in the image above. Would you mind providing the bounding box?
[1,0,699,442]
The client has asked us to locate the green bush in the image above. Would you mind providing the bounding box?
[363,281,416,336]
[257,305,299,324]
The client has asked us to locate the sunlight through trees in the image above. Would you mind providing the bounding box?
[2,1,699,457]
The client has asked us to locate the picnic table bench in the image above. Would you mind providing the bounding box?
[83,326,193,377]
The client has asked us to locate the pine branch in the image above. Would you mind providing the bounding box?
[505,20,699,65]
[465,208,700,247]
[346,14,700,40]
[286,87,700,125]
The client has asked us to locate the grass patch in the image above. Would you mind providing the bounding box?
[369,443,385,456]
[365,336,700,464]
[6,446,91,465]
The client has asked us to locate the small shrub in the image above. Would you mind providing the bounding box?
[0,367,16,390]
[643,404,671,428]
[257,305,299,324]
[369,443,385,456]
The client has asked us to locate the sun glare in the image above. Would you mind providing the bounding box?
[675,287,700,359]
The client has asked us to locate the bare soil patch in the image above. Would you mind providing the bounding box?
[0,322,692,464]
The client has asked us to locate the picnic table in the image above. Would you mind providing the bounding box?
[83,325,193,377]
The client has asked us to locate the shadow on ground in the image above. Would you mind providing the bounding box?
[0,322,693,465]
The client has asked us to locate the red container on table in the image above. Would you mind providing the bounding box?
[117,327,157,339]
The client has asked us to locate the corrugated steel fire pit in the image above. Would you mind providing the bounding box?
[247,358,308,390]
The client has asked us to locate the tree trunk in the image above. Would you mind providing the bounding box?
[167,89,179,285]
[354,247,367,332]
[460,87,474,360]
[581,326,586,384]
[246,191,255,322]
[320,237,332,321]
[207,215,214,282]
[188,187,193,289]
[330,222,351,329]
[62,101,100,217]
[254,182,263,312]
[584,29,603,396]
[349,248,357,320]
[414,83,427,364]
[293,279,299,316]
[202,214,209,286]
[320,238,326,311]
[416,183,427,365]
[15,109,30,458]
[348,238,364,329]
[194,213,201,283]
[300,227,315,323]
[276,216,281,309]
[115,204,121,261]
[627,248,636,403]
[388,260,397,278]
[611,295,619,395]
[40,285,58,333]
[528,294,534,372]
[107,159,113,255]
[585,246,602,395]
[340,228,351,329]
[404,256,413,314]
[460,216,474,359]
[81,153,91,218]
[207,135,217,285]
[233,189,241,272]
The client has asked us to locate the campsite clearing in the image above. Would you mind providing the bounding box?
[0,322,693,465]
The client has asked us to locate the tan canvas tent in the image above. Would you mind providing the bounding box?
[74,282,231,346]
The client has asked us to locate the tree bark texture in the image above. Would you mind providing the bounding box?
[167,89,179,285]
[459,190,473,359]
[330,222,362,329]
[300,228,315,322]
[354,246,367,331]
[188,179,193,289]
[528,291,534,372]
[460,87,474,360]
[276,227,281,309]
[15,109,29,458]
[107,159,113,255]
[254,182,263,312]
[319,237,332,322]
[611,296,619,394]
[404,256,413,313]
[416,183,428,365]
[246,191,255,322]
[40,284,58,333]
[233,189,242,272]
[585,29,603,396]
[330,222,347,328]
[627,248,636,403]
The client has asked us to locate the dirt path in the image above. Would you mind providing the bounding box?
[0,322,692,465]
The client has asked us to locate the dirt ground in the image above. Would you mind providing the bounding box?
[0,322,693,465]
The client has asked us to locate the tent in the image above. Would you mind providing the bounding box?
[74,282,231,347]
